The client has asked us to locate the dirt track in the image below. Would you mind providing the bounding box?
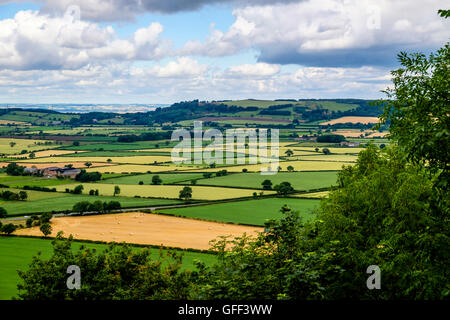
[15,212,263,250]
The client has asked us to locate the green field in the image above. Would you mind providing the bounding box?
[191,171,338,191]
[0,236,216,300]
[0,193,181,216]
[0,174,75,188]
[101,173,206,185]
[158,198,320,226]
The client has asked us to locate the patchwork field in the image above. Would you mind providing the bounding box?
[196,160,354,172]
[0,236,217,300]
[2,162,116,169]
[10,150,86,158]
[85,164,194,173]
[0,193,181,216]
[54,183,276,200]
[101,173,206,185]
[15,212,263,250]
[332,129,389,138]
[19,155,184,164]
[192,171,338,191]
[0,138,58,155]
[292,191,330,198]
[320,116,380,125]
[159,198,320,226]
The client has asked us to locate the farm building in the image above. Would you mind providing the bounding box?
[43,167,81,178]
[340,141,361,147]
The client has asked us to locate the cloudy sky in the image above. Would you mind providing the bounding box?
[0,0,448,104]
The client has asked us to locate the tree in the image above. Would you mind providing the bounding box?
[9,142,16,148]
[65,164,73,169]
[114,186,121,197]
[151,175,162,185]
[84,162,93,168]
[287,165,294,172]
[39,212,52,224]
[16,233,193,300]
[107,158,112,163]
[179,186,192,202]
[0,207,7,218]
[6,162,25,176]
[261,179,272,190]
[29,152,36,159]
[322,148,331,155]
[285,149,294,157]
[1,223,17,235]
[273,181,294,196]
[40,223,52,237]
[315,147,319,152]
[19,191,28,201]
[91,200,104,213]
[72,201,91,214]
[379,33,449,189]
[73,185,84,195]
[104,201,121,212]
[72,141,80,146]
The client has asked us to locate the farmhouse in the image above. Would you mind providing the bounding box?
[340,141,361,147]
[43,167,81,178]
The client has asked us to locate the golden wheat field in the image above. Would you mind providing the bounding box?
[14,212,263,250]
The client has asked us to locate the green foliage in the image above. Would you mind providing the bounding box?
[261,179,272,190]
[39,212,52,224]
[72,185,84,195]
[151,175,162,185]
[6,162,25,176]
[0,207,7,218]
[379,41,449,188]
[16,233,194,300]
[273,182,294,196]
[179,186,192,202]
[39,223,52,237]
[1,223,17,235]
[75,170,102,182]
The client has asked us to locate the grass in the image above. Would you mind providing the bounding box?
[0,174,76,188]
[101,173,206,185]
[54,183,276,200]
[0,138,59,155]
[21,155,178,164]
[158,198,320,226]
[0,193,181,216]
[85,164,194,173]
[0,236,216,300]
[62,141,176,151]
[191,171,338,191]
[196,161,355,172]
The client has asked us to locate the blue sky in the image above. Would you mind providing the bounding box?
[0,0,448,104]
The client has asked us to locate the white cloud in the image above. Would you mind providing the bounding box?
[0,10,172,71]
[225,63,280,77]
[181,0,450,67]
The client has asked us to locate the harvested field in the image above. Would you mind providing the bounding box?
[331,129,388,138]
[9,150,87,158]
[55,183,276,200]
[198,117,291,123]
[320,116,380,125]
[86,164,194,173]
[15,212,263,250]
[0,162,116,169]
[20,155,183,164]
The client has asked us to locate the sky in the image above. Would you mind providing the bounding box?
[0,0,448,104]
